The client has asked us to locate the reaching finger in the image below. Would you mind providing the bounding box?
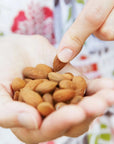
[0,84,41,129]
[94,8,114,40]
[57,0,114,63]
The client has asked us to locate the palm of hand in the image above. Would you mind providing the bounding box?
[0,35,114,144]
[0,35,85,143]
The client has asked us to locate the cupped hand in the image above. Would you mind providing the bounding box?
[0,35,114,144]
[57,0,114,63]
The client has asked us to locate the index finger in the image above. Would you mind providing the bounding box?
[57,0,114,63]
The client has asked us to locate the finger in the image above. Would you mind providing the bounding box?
[41,88,114,138]
[86,78,114,95]
[57,0,114,63]
[40,105,86,139]
[64,117,93,137]
[79,89,114,117]
[12,88,114,143]
[0,84,42,129]
[94,8,114,40]
[11,105,86,143]
[65,88,114,137]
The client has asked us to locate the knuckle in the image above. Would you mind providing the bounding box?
[69,32,83,47]
[85,6,105,27]
[99,28,114,40]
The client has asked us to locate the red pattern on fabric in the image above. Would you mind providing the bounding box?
[80,55,87,60]
[42,7,53,19]
[11,11,27,32]
[91,63,98,71]
[11,2,55,44]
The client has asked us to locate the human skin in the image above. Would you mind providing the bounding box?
[0,35,114,143]
[57,0,114,63]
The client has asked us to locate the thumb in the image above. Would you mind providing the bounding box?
[0,84,41,129]
[57,0,114,63]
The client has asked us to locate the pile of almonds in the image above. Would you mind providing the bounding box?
[11,64,87,118]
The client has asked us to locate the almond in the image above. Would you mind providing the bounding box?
[55,102,67,110]
[34,64,53,79]
[13,91,19,101]
[53,89,75,102]
[75,88,85,96]
[42,93,53,105]
[62,73,73,80]
[25,79,44,90]
[12,77,26,91]
[36,64,53,77]
[72,76,87,96]
[23,67,40,79]
[18,94,23,102]
[37,102,54,116]
[59,80,76,89]
[24,79,32,84]
[48,72,67,82]
[55,87,60,91]
[53,55,67,72]
[70,95,83,104]
[19,88,43,107]
[72,76,87,89]
[35,81,58,94]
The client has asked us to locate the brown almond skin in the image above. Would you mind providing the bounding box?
[55,102,67,110]
[72,76,87,96]
[53,89,75,102]
[34,64,53,79]
[75,88,85,96]
[23,67,41,79]
[12,78,26,91]
[25,79,44,90]
[13,91,19,101]
[23,65,52,79]
[53,55,67,72]
[70,95,83,104]
[42,93,53,105]
[72,76,87,89]
[24,79,32,84]
[37,102,54,117]
[54,87,60,92]
[18,94,23,102]
[19,88,43,107]
[62,73,73,80]
[59,80,76,89]
[35,64,53,77]
[35,81,58,94]
[48,72,67,82]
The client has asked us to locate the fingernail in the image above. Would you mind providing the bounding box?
[18,113,38,129]
[58,48,73,63]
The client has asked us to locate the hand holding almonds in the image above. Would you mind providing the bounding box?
[11,64,87,118]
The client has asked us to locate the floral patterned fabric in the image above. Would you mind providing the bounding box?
[0,0,55,44]
[0,0,114,144]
